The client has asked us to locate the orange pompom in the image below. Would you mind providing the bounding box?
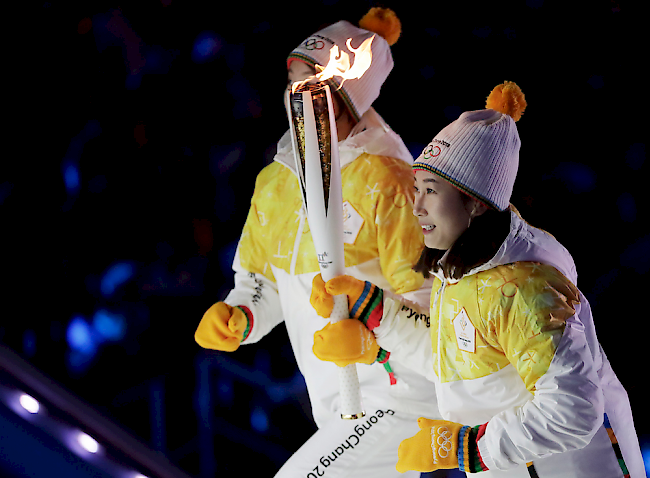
[486,81,527,122]
[359,7,401,46]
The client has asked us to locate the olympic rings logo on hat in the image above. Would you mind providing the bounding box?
[435,426,453,459]
[423,144,441,160]
[304,38,325,50]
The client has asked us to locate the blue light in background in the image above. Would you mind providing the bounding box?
[195,37,218,57]
[267,371,307,403]
[553,162,597,194]
[192,31,222,63]
[250,407,269,433]
[66,349,96,374]
[61,120,102,198]
[92,309,126,341]
[66,317,97,355]
[63,163,80,192]
[23,330,36,357]
[100,261,135,297]
[217,377,234,405]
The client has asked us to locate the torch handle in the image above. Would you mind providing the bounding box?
[328,294,349,323]
[330,294,365,419]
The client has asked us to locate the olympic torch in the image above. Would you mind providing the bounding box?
[284,37,374,420]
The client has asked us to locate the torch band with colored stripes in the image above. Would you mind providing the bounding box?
[286,82,365,420]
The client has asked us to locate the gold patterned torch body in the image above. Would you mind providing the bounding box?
[286,81,365,420]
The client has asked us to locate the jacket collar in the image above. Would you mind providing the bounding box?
[434,207,578,285]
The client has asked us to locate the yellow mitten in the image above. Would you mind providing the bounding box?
[313,319,380,367]
[194,302,251,352]
[396,417,438,473]
[310,274,384,331]
[310,273,334,318]
[325,275,367,307]
[396,418,489,473]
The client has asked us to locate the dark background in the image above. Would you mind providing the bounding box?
[3,0,647,476]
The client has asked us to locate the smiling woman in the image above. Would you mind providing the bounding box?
[411,169,511,280]
[308,81,646,477]
[412,170,486,251]
[412,199,511,281]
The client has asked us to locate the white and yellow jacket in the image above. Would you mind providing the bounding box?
[225,108,439,427]
[376,208,645,477]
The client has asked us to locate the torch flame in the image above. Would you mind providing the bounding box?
[291,35,374,93]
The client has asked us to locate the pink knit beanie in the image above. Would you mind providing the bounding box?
[287,8,401,121]
[413,82,527,211]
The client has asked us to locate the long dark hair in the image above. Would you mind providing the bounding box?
[413,204,512,280]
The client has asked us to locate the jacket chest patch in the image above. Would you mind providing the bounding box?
[453,308,476,353]
[342,200,364,245]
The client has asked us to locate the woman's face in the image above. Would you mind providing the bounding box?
[413,169,483,250]
[287,60,316,84]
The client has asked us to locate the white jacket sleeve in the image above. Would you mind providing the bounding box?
[223,246,284,344]
[478,298,605,470]
[373,293,436,383]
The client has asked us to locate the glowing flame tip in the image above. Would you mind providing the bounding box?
[290,35,374,93]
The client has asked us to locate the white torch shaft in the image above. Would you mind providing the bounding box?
[299,85,365,420]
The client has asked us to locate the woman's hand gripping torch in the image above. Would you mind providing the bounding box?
[286,82,365,420]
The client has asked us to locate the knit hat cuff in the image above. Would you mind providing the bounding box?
[412,162,501,211]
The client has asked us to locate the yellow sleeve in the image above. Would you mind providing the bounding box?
[237,168,277,284]
[373,158,425,295]
[489,263,580,392]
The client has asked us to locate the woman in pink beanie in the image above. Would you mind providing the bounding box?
[310,82,645,477]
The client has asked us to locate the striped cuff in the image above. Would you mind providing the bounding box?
[604,413,630,477]
[349,283,393,385]
[377,348,390,364]
[350,281,383,331]
[458,423,489,473]
[235,306,254,342]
